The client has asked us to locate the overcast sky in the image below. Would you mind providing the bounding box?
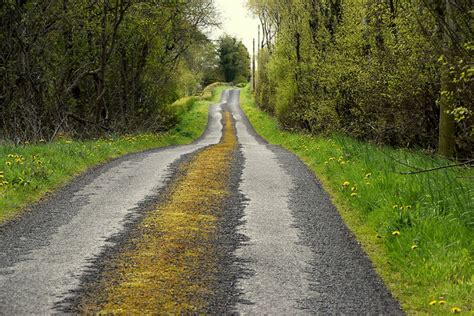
[210,0,260,56]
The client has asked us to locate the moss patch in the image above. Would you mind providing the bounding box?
[82,112,238,313]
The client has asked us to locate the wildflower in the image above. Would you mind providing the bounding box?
[392,230,400,236]
[411,244,418,250]
[5,161,12,167]
[406,205,412,209]
[364,173,372,179]
[0,171,3,179]
[342,181,350,187]
[7,154,15,158]
[451,307,461,313]
[351,186,357,192]
[329,157,336,161]
[392,205,398,209]
[351,192,358,197]
[340,160,346,165]
[438,300,446,305]
[429,300,437,306]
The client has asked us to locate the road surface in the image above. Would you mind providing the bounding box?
[0,89,402,314]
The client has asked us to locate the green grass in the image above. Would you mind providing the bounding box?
[240,85,473,314]
[0,85,227,224]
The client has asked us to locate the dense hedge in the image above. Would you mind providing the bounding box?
[249,0,473,158]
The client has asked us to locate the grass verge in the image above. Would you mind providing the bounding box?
[240,85,473,314]
[0,85,228,224]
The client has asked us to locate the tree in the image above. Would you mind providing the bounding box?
[217,35,251,83]
[0,0,220,142]
[247,0,473,158]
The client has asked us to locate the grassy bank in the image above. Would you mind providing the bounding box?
[0,85,227,224]
[240,86,473,314]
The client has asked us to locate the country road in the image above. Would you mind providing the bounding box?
[0,90,402,314]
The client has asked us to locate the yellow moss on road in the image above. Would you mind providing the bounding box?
[84,112,237,313]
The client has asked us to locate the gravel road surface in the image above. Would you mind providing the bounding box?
[0,89,402,314]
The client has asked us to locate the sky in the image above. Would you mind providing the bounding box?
[209,0,260,56]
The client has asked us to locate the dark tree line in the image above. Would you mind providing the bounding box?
[248,0,473,158]
[0,0,221,142]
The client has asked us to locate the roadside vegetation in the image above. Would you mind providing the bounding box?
[0,86,227,224]
[247,0,472,159]
[240,85,473,314]
[1,2,249,144]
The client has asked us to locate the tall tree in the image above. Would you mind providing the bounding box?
[217,35,251,83]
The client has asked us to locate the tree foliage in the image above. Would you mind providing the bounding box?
[249,0,473,158]
[217,35,251,83]
[0,0,220,142]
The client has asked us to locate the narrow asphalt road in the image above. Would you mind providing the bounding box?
[0,89,402,314]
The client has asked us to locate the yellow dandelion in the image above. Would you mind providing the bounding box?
[342,181,350,187]
[392,230,400,236]
[451,307,461,313]
[5,161,12,167]
[351,186,357,192]
[351,192,358,197]
[365,173,372,178]
[429,300,437,306]
[411,244,418,250]
[406,205,412,209]
[438,300,446,305]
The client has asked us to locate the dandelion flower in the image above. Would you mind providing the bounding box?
[5,161,12,167]
[451,307,461,313]
[351,186,357,192]
[365,173,372,178]
[411,244,418,250]
[342,181,350,187]
[392,230,400,236]
[438,300,446,305]
[429,300,437,306]
[351,192,358,197]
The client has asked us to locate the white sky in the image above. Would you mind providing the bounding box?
[210,0,260,56]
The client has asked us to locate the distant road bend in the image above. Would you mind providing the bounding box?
[0,89,402,314]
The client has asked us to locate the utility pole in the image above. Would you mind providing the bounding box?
[258,24,261,53]
[252,38,256,92]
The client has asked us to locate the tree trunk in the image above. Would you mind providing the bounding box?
[437,0,456,157]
